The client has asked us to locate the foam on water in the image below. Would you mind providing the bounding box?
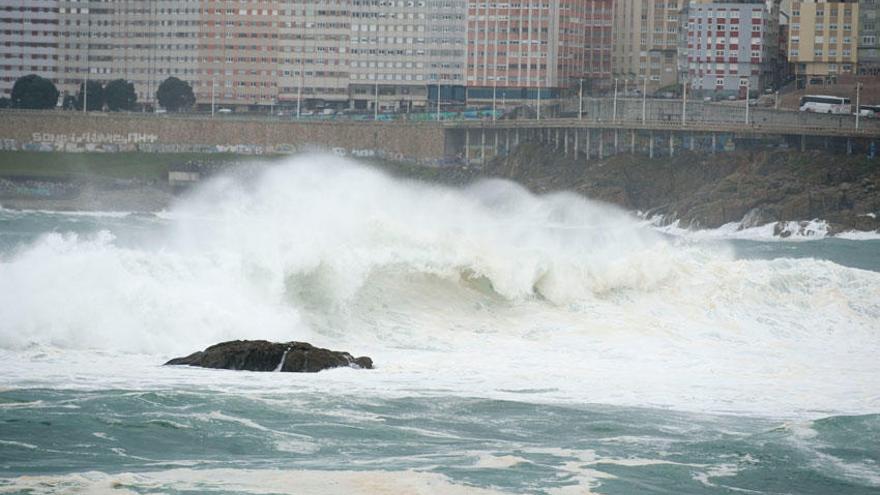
[1,154,879,417]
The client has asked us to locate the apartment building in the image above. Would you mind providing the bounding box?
[858,0,879,74]
[348,0,465,111]
[3,0,608,109]
[613,0,687,93]
[685,0,777,96]
[788,0,859,86]
[54,1,201,106]
[1,1,61,100]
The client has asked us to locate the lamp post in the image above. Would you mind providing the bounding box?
[578,78,584,120]
[492,78,497,121]
[745,77,750,125]
[682,77,687,125]
[613,78,618,122]
[436,80,441,122]
[642,76,647,123]
[536,81,541,121]
[83,13,90,114]
[856,81,862,130]
[211,79,215,117]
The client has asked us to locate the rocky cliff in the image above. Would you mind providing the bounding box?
[469,145,880,234]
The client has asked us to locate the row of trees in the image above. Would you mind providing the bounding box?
[2,75,196,112]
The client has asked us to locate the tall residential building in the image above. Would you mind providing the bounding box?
[613,0,688,93]
[788,0,859,86]
[349,0,465,111]
[1,1,60,100]
[2,0,609,109]
[685,0,778,95]
[56,1,201,106]
[858,0,879,74]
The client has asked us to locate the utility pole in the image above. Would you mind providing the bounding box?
[492,79,497,121]
[436,81,441,121]
[374,80,379,120]
[613,78,618,122]
[211,79,215,117]
[682,78,687,125]
[578,79,583,120]
[536,78,541,120]
[642,76,647,123]
[856,81,862,130]
[745,77,750,125]
[83,14,90,114]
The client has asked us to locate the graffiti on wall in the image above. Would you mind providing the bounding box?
[32,132,159,145]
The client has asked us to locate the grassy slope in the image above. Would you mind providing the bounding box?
[0,151,256,181]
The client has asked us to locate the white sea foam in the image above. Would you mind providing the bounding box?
[0,468,505,495]
[645,213,880,242]
[1,154,879,417]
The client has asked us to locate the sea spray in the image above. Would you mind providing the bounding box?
[0,154,878,416]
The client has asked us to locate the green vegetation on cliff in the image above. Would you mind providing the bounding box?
[0,151,253,181]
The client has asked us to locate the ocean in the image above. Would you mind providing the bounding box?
[1,155,878,494]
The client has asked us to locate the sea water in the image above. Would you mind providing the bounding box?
[0,155,878,494]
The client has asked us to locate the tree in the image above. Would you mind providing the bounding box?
[75,80,105,111]
[0,97,10,109]
[10,74,59,109]
[156,77,195,112]
[104,79,137,111]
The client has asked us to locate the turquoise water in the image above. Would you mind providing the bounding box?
[1,158,879,494]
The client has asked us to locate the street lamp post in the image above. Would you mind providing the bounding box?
[745,77,750,125]
[211,79,215,117]
[536,80,541,120]
[642,76,647,123]
[613,78,618,122]
[682,78,687,125]
[578,79,584,120]
[856,81,862,130]
[492,79,497,121]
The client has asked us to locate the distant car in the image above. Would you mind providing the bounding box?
[154,108,167,114]
[321,108,336,115]
[217,108,232,114]
[300,110,314,116]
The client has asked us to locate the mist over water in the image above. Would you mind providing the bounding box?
[1,154,879,493]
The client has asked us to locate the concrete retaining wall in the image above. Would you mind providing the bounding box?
[0,111,448,164]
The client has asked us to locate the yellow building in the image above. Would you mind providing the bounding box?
[788,0,859,86]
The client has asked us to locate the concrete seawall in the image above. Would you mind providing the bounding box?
[0,111,449,164]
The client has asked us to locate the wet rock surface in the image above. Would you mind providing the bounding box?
[479,145,880,235]
[165,340,373,372]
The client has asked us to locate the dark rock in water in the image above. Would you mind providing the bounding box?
[165,340,373,372]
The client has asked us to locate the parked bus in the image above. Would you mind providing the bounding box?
[799,95,852,114]
[857,105,880,118]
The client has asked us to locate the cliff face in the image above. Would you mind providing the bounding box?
[481,145,880,234]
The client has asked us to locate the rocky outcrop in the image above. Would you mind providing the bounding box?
[165,340,373,372]
[478,146,880,235]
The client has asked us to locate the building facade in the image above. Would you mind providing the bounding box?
[788,0,859,86]
[685,0,777,96]
[1,0,625,109]
[1,1,61,100]
[858,0,879,74]
[613,0,687,93]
